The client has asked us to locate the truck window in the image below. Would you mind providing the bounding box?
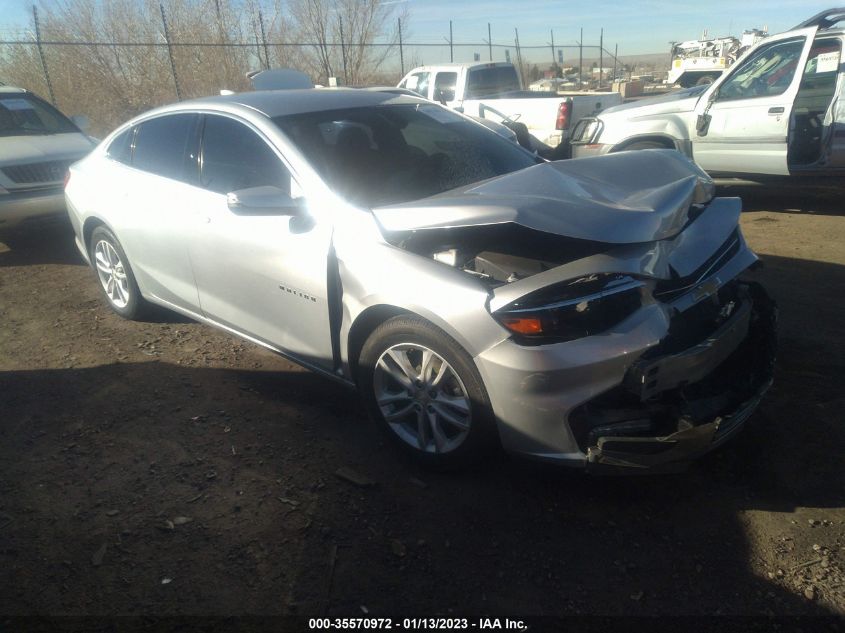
[404,72,431,98]
[466,66,521,98]
[434,72,458,102]
[717,37,806,101]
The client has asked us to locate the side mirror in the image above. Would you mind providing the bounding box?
[71,115,90,132]
[227,186,304,216]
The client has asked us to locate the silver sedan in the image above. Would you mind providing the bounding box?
[64,89,776,471]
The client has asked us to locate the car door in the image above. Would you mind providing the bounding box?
[117,113,202,312]
[692,27,818,175]
[186,113,335,369]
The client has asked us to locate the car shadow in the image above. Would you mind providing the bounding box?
[0,218,85,267]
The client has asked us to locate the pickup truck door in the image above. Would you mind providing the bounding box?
[692,27,818,175]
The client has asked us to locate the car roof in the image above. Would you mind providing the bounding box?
[176,88,425,119]
[405,62,513,71]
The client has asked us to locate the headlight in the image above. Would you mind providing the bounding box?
[493,274,645,344]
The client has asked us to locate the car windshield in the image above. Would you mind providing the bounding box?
[273,103,539,208]
[0,93,79,137]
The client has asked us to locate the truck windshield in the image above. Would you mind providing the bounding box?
[274,103,539,208]
[465,66,521,98]
[0,93,78,137]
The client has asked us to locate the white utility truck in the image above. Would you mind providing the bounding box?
[667,29,769,87]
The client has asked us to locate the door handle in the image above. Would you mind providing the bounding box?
[768,107,785,115]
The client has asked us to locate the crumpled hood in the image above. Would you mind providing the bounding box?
[373,150,715,244]
[0,132,94,167]
[600,85,707,117]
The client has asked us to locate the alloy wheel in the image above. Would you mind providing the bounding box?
[94,240,130,309]
[373,343,472,454]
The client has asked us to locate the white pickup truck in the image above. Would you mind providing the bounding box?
[397,62,622,154]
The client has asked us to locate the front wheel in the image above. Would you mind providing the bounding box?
[358,315,498,468]
[89,226,149,320]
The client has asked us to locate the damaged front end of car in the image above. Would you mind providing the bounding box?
[370,150,777,471]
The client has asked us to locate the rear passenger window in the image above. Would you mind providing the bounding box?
[200,115,290,195]
[434,72,458,102]
[106,127,135,164]
[132,114,199,182]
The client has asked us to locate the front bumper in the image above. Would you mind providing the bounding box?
[0,185,66,228]
[475,281,777,472]
[583,283,776,473]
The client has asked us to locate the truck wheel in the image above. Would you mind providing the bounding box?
[696,75,716,86]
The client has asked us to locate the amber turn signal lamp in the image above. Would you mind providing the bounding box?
[500,317,543,335]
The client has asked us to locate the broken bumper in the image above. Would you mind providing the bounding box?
[583,283,777,473]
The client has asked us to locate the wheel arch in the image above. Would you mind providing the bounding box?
[82,216,110,258]
[346,304,410,384]
[611,134,679,152]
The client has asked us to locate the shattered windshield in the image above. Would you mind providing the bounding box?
[0,93,78,137]
[273,103,539,207]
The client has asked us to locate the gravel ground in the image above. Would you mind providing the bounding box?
[0,184,843,618]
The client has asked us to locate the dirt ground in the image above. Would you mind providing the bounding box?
[1,184,844,620]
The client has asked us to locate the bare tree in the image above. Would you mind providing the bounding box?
[289,0,408,85]
[0,0,411,136]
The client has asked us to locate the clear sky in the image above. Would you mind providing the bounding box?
[0,0,835,57]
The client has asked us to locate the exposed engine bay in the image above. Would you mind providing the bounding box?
[390,223,608,286]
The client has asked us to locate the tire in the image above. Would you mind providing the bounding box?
[696,75,716,86]
[358,315,498,468]
[618,140,670,151]
[89,226,149,320]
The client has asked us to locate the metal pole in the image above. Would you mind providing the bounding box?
[613,43,618,85]
[159,3,182,100]
[550,29,555,68]
[488,23,492,61]
[32,6,56,105]
[258,9,270,70]
[579,27,583,88]
[514,28,523,85]
[449,20,453,63]
[339,16,348,85]
[599,28,603,89]
[398,17,404,76]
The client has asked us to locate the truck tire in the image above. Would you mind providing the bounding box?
[696,75,716,86]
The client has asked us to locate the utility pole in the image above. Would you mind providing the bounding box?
[449,20,454,62]
[339,16,348,85]
[613,43,618,85]
[398,17,404,76]
[32,5,56,105]
[550,29,555,68]
[599,27,604,89]
[488,23,493,61]
[578,27,583,88]
[160,3,182,100]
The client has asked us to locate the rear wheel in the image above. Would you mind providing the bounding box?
[89,226,149,320]
[358,315,498,468]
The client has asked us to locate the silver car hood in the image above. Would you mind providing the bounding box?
[373,150,715,244]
